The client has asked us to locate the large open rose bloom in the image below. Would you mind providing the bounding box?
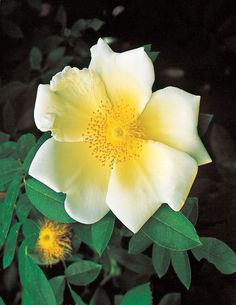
[29,38,211,233]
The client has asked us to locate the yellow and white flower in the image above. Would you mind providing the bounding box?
[29,38,211,233]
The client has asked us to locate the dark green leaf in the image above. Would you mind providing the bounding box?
[142,204,201,251]
[128,231,152,254]
[55,5,67,28]
[198,113,213,137]
[65,260,102,285]
[25,178,74,223]
[109,247,154,275]
[39,35,64,53]
[47,47,65,65]
[69,286,87,305]
[0,132,10,144]
[192,237,236,274]
[0,81,27,104]
[22,290,34,305]
[22,219,39,249]
[0,296,5,305]
[0,177,20,238]
[1,19,24,38]
[144,44,159,62]
[23,132,51,172]
[0,141,17,158]
[16,193,32,222]
[181,197,198,225]
[152,244,171,278]
[17,134,36,161]
[18,243,57,305]
[114,295,123,305]
[74,212,115,255]
[49,276,65,305]
[30,47,42,71]
[121,282,152,305]
[171,251,191,289]
[71,18,104,37]
[0,157,23,185]
[3,222,21,269]
[158,293,181,305]
[27,0,42,10]
[90,287,111,305]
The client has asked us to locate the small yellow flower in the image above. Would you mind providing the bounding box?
[36,219,71,264]
[29,38,211,233]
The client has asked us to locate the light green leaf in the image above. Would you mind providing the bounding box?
[25,178,74,223]
[16,193,32,222]
[192,237,236,274]
[69,286,87,305]
[128,231,152,254]
[74,212,115,255]
[49,276,65,305]
[23,132,51,172]
[152,244,171,278]
[0,157,23,185]
[0,177,20,238]
[171,251,191,289]
[3,222,21,269]
[90,287,111,305]
[181,197,198,225]
[121,282,152,305]
[158,293,181,305]
[18,243,57,305]
[198,113,213,137]
[109,247,154,275]
[65,260,102,286]
[22,290,34,305]
[17,134,36,162]
[30,47,42,70]
[142,204,201,251]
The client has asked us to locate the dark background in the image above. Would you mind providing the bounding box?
[0,0,236,304]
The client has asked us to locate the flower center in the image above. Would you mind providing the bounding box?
[84,102,145,167]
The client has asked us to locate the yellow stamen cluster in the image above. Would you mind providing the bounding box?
[84,101,145,167]
[36,219,72,264]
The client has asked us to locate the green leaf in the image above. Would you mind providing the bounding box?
[128,231,152,254]
[47,47,65,64]
[0,141,17,158]
[198,113,213,137]
[16,193,32,222]
[22,219,39,249]
[71,18,104,37]
[23,132,51,172]
[1,19,24,38]
[25,178,74,223]
[0,177,20,238]
[3,222,21,269]
[152,244,171,278]
[90,287,111,305]
[17,134,36,162]
[69,286,87,305]
[22,290,34,305]
[0,297,5,305]
[0,132,10,143]
[109,247,154,275]
[65,260,102,286]
[27,0,42,10]
[158,293,181,305]
[171,251,191,289]
[114,295,123,305]
[0,157,23,185]
[49,276,65,305]
[181,197,198,225]
[142,204,201,251]
[30,47,42,71]
[74,212,115,255]
[144,44,159,63]
[121,282,152,305]
[191,237,236,274]
[55,5,67,28]
[18,243,57,305]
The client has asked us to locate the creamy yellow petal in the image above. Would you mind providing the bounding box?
[34,67,110,142]
[29,138,111,223]
[89,38,154,114]
[106,140,198,233]
[140,86,211,165]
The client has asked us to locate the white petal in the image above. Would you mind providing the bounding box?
[140,86,211,165]
[89,38,155,113]
[29,138,111,223]
[106,140,198,233]
[34,67,110,142]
